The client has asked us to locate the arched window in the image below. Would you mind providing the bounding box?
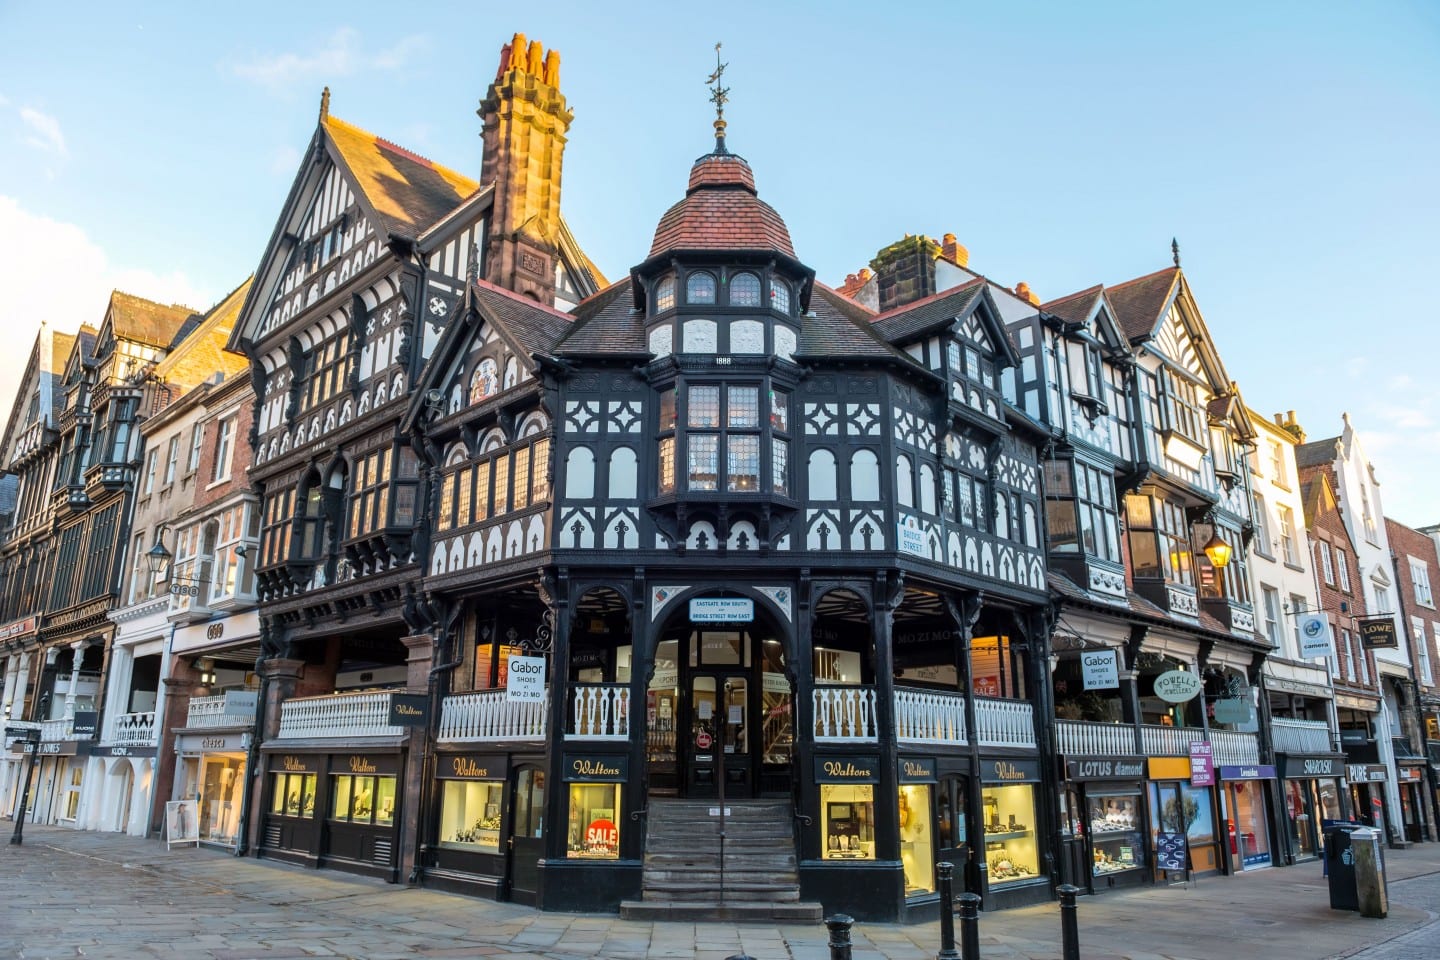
[770,279,791,314]
[896,456,914,508]
[686,272,717,304]
[654,276,676,313]
[850,450,881,501]
[469,358,499,403]
[730,272,762,307]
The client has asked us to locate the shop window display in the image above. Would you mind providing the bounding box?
[271,772,317,817]
[1088,792,1143,875]
[1226,781,1271,867]
[568,783,622,859]
[330,774,397,825]
[199,756,245,846]
[822,785,874,859]
[1150,782,1219,872]
[439,780,503,852]
[981,784,1040,883]
[899,784,935,894]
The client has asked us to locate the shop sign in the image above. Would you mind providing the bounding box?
[91,744,157,758]
[1339,728,1371,746]
[1358,617,1399,649]
[1156,831,1187,871]
[0,615,38,641]
[342,754,399,776]
[1154,670,1203,703]
[1081,650,1119,690]
[898,757,937,783]
[895,627,959,647]
[982,758,1040,783]
[565,754,629,782]
[1297,613,1334,660]
[178,731,247,753]
[437,754,505,781]
[1270,676,1334,700]
[1335,693,1379,711]
[26,740,80,756]
[1347,764,1388,783]
[688,598,754,623]
[1219,765,1277,780]
[71,711,98,739]
[1398,766,1423,783]
[1148,757,1192,780]
[1189,742,1215,787]
[275,754,320,774]
[1212,698,1253,725]
[1066,756,1146,780]
[387,693,428,727]
[815,756,880,783]
[222,690,259,717]
[506,655,546,702]
[1278,756,1342,778]
[896,522,927,557]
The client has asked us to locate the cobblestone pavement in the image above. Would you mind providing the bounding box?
[2,825,1439,960]
[1342,871,1440,960]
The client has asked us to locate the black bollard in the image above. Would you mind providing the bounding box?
[956,892,981,960]
[826,914,854,960]
[936,862,959,960]
[1057,883,1080,960]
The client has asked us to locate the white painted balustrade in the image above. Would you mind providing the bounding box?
[277,691,402,739]
[1140,723,1200,756]
[1271,718,1334,755]
[813,685,877,742]
[1055,719,1135,756]
[569,684,629,740]
[439,688,548,742]
[185,695,232,728]
[895,686,967,745]
[974,697,1035,747]
[108,711,157,745]
[1209,730,1260,766]
[40,718,71,740]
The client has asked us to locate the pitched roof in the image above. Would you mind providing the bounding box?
[649,152,794,258]
[108,291,198,348]
[1106,267,1179,341]
[870,279,986,342]
[324,114,479,238]
[552,282,645,357]
[797,287,924,367]
[1041,285,1104,325]
[1295,437,1341,469]
[470,280,574,356]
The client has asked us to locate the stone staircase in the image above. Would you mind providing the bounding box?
[619,798,823,922]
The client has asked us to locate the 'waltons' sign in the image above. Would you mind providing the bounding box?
[814,756,880,783]
[564,754,629,782]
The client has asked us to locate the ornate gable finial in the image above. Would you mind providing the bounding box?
[1171,237,1180,268]
[319,86,331,123]
[706,42,730,154]
[466,240,480,285]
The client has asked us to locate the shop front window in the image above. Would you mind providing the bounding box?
[439,780,503,852]
[899,783,935,894]
[1226,780,1271,868]
[982,784,1040,884]
[199,755,245,845]
[271,772,318,817]
[568,783,621,859]
[1150,781,1219,872]
[821,784,874,859]
[1285,780,1317,860]
[1088,792,1143,875]
[330,774,397,826]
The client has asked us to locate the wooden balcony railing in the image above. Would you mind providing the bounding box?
[569,684,629,741]
[974,697,1035,748]
[277,691,403,739]
[813,685,878,742]
[1056,719,1136,756]
[438,688,547,743]
[895,687,967,745]
[1271,718,1335,755]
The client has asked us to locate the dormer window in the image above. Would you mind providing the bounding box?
[654,276,676,313]
[770,279,791,315]
[730,272,762,307]
[686,272,717,304]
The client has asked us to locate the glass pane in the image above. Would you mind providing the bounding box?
[770,389,789,432]
[723,678,748,754]
[982,784,1039,883]
[772,439,789,495]
[655,277,676,312]
[688,436,718,491]
[568,783,621,858]
[730,272,762,307]
[331,775,353,821]
[375,777,396,826]
[353,776,376,821]
[728,387,759,427]
[769,279,790,313]
[686,272,717,304]
[822,784,875,860]
[900,784,935,894]
[658,437,676,493]
[727,436,759,492]
[689,386,720,427]
[440,780,503,852]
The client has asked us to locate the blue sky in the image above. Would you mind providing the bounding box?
[1,1,1437,525]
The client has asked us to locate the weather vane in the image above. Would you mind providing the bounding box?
[706,42,729,150]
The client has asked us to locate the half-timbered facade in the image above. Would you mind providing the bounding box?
[230,36,601,882]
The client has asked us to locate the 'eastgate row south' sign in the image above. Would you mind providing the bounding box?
[689,598,755,622]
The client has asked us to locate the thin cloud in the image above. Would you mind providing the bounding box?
[19,107,66,157]
[227,28,426,92]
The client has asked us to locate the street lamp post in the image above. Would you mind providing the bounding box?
[8,693,50,846]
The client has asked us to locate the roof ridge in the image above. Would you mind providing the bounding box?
[326,113,476,191]
[811,280,875,316]
[570,278,630,313]
[1107,265,1178,292]
[1040,283,1104,310]
[472,278,575,322]
[869,277,984,323]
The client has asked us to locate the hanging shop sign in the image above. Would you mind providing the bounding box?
[1154,670,1203,703]
[982,758,1041,784]
[1358,617,1399,649]
[387,693,429,727]
[1212,698,1254,725]
[1297,613,1334,660]
[688,598,755,623]
[71,711,98,738]
[1219,765,1277,781]
[1082,649,1120,690]
[222,690,259,717]
[1066,756,1147,780]
[505,655,546,702]
[1189,741,1215,787]
[898,757,937,783]
[1347,764,1388,783]
[564,754,628,782]
[814,756,880,783]
[437,754,505,780]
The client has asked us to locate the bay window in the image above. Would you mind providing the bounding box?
[1044,460,1119,562]
[1126,492,1192,585]
[665,382,790,495]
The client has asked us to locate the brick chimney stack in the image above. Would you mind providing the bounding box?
[479,33,572,304]
[870,234,942,313]
[1274,410,1307,443]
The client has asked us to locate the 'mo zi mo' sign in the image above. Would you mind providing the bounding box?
[506,655,546,701]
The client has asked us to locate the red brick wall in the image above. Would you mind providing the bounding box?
[192,380,255,511]
[1301,463,1375,694]
[1386,517,1440,700]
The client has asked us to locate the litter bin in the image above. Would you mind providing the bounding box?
[1324,823,1362,910]
[1350,827,1389,919]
